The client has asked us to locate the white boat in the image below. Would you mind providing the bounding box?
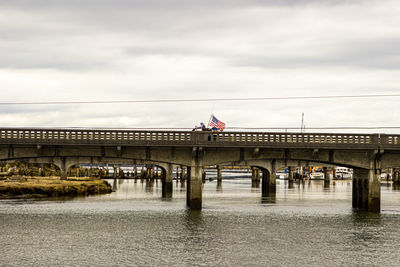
[335,167,353,179]
[276,172,288,180]
[309,172,324,180]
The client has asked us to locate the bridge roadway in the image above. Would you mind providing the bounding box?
[2,127,400,212]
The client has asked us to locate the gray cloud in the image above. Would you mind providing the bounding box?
[0,0,400,131]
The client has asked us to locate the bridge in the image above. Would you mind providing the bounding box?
[2,127,400,212]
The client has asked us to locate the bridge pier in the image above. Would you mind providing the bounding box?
[393,169,399,182]
[180,167,186,182]
[162,164,173,198]
[352,168,380,212]
[261,169,276,201]
[288,166,294,188]
[113,166,118,178]
[393,169,400,189]
[323,167,330,188]
[252,168,260,182]
[217,166,222,182]
[56,157,68,180]
[252,167,260,188]
[261,161,276,201]
[187,148,203,210]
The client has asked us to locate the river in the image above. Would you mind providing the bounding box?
[1,177,400,266]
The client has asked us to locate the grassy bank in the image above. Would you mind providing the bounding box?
[0,176,112,199]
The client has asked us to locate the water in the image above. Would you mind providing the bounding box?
[1,178,400,266]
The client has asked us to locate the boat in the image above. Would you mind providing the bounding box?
[276,172,288,180]
[335,167,353,179]
[309,172,324,180]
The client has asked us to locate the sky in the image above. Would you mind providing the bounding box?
[1,0,400,132]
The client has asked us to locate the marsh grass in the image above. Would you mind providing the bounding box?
[0,176,112,198]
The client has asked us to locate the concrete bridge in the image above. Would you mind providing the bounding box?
[2,127,400,212]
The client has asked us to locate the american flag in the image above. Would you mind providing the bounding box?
[209,115,225,131]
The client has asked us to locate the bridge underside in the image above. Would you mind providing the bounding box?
[2,144,399,212]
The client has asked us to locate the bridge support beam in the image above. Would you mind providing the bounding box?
[162,164,173,198]
[352,168,381,212]
[187,148,203,210]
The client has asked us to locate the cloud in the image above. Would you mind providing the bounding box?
[0,0,400,132]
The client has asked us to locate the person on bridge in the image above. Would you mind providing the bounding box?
[192,122,207,131]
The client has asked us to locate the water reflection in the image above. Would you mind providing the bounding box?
[145,179,154,193]
[324,180,330,189]
[216,180,222,192]
[2,178,400,266]
[251,180,260,189]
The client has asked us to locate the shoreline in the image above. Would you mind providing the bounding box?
[0,176,112,199]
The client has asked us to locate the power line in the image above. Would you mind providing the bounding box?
[1,94,400,105]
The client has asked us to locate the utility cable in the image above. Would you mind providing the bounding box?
[1,94,400,105]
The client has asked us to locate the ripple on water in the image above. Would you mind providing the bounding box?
[0,179,400,266]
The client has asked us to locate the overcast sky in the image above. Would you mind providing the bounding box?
[1,0,400,132]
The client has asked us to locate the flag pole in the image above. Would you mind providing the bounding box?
[207,114,213,128]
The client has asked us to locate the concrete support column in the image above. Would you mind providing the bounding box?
[252,167,260,188]
[202,170,206,182]
[113,166,118,178]
[60,157,67,180]
[393,169,400,190]
[323,167,330,182]
[261,161,276,200]
[288,166,294,188]
[162,164,173,198]
[252,167,261,181]
[146,166,153,179]
[261,169,276,202]
[217,166,222,182]
[119,168,125,178]
[181,167,186,181]
[353,168,380,212]
[187,148,203,209]
[252,168,257,181]
[323,167,330,188]
[393,169,400,184]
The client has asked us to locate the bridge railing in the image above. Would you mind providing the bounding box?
[0,129,193,144]
[204,132,378,148]
[380,134,400,149]
[0,128,383,148]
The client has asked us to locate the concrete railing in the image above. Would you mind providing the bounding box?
[381,134,400,149]
[0,128,386,149]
